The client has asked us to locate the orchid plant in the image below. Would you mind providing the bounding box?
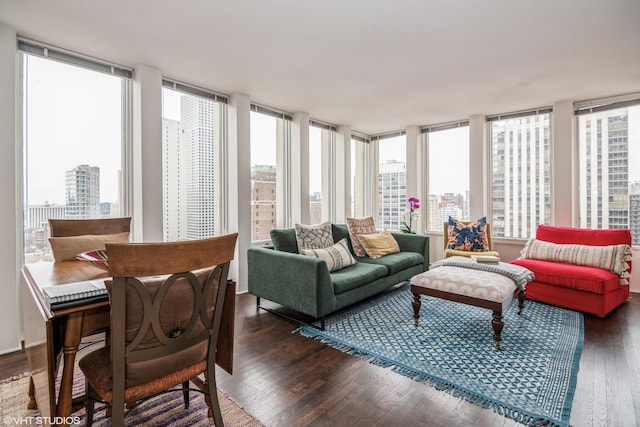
[400,197,420,234]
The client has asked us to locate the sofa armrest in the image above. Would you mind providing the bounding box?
[247,246,336,318]
[391,232,430,271]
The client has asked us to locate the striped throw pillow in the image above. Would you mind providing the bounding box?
[302,238,356,272]
[520,239,632,284]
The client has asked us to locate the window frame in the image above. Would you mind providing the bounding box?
[161,80,228,241]
[487,108,553,239]
[249,104,292,242]
[421,121,470,232]
[19,41,133,262]
[575,95,640,245]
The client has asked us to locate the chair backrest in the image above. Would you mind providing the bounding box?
[105,233,238,388]
[443,220,494,251]
[49,217,131,237]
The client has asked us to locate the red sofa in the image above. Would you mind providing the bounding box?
[510,225,632,317]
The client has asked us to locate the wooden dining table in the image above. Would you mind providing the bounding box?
[21,260,235,426]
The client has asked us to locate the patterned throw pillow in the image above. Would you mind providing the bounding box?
[520,238,632,284]
[357,230,400,259]
[346,216,377,257]
[446,216,489,252]
[295,221,334,253]
[301,238,357,272]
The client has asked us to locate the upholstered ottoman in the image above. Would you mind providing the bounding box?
[410,264,528,350]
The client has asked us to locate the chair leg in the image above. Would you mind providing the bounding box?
[182,380,190,409]
[205,369,223,426]
[84,381,95,427]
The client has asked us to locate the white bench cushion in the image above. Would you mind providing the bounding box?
[410,266,516,303]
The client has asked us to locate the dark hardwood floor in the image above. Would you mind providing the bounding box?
[2,291,639,426]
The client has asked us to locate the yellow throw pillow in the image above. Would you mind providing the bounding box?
[49,232,130,261]
[357,230,400,259]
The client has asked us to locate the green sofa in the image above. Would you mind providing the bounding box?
[247,224,429,327]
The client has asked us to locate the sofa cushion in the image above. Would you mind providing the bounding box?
[270,228,298,253]
[346,217,377,257]
[510,258,621,295]
[301,238,356,272]
[357,251,424,275]
[295,221,334,252]
[446,216,489,252]
[357,230,400,259]
[331,262,388,294]
[331,224,353,252]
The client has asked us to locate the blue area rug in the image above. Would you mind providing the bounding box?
[295,284,584,427]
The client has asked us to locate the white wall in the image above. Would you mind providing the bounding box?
[133,65,163,242]
[0,23,20,355]
[227,93,251,291]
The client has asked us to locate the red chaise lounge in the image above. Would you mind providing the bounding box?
[510,225,632,317]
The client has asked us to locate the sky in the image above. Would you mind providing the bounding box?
[25,55,121,205]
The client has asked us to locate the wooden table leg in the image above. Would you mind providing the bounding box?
[412,292,422,327]
[492,310,504,351]
[27,376,37,409]
[57,312,84,425]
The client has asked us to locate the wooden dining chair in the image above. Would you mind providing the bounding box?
[47,217,132,262]
[78,233,238,426]
[49,217,131,237]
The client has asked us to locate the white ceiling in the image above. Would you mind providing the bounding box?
[1,0,639,134]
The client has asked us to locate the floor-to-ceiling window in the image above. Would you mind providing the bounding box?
[309,121,336,223]
[351,134,372,219]
[424,123,470,231]
[489,109,552,238]
[250,105,291,241]
[576,98,640,245]
[377,133,407,230]
[20,40,132,262]
[161,80,226,241]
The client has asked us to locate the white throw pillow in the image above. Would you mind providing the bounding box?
[520,238,632,284]
[301,238,356,272]
[295,221,334,253]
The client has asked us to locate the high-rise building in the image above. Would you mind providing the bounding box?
[65,165,100,219]
[378,160,407,230]
[251,165,276,241]
[25,203,66,257]
[579,110,629,231]
[439,192,465,225]
[427,195,440,231]
[439,205,462,228]
[491,115,551,238]
[310,192,322,225]
[162,118,188,241]
[163,95,218,241]
[182,95,217,240]
[628,181,639,246]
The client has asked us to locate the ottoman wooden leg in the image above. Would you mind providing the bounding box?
[492,310,504,351]
[412,292,422,327]
[517,290,526,315]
